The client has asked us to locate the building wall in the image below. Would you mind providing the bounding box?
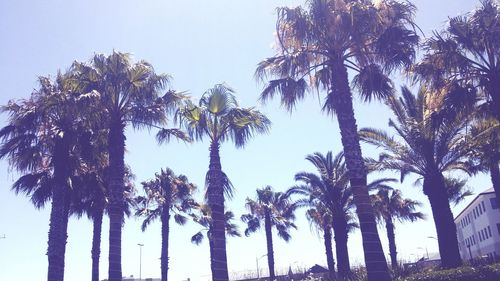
[455,191,500,261]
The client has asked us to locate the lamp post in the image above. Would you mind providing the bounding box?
[138,243,144,281]
[256,254,267,279]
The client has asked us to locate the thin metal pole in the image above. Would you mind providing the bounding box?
[256,257,259,279]
[138,243,144,281]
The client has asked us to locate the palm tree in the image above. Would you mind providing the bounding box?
[370,188,424,270]
[190,203,241,262]
[135,168,196,281]
[287,151,356,276]
[0,74,88,281]
[176,84,271,280]
[415,0,500,122]
[358,86,487,268]
[241,186,297,281]
[468,118,500,205]
[71,162,136,281]
[303,206,336,280]
[256,1,419,279]
[72,51,183,281]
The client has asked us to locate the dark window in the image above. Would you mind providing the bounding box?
[479,231,482,241]
[482,201,486,212]
[491,198,499,209]
[497,223,500,235]
[474,208,477,218]
[479,206,483,215]
[473,235,476,244]
[488,226,492,237]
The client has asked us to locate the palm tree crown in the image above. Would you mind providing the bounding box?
[415,0,500,121]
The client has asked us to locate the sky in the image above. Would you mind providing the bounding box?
[0,0,488,281]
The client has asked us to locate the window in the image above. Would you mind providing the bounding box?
[488,226,492,237]
[474,208,477,218]
[491,198,499,209]
[479,231,483,241]
[479,205,483,215]
[497,223,500,235]
[482,201,486,212]
[473,235,476,244]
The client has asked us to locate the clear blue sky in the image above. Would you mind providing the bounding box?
[0,1,486,280]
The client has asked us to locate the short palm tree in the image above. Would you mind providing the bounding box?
[135,168,196,281]
[359,86,486,268]
[72,51,183,281]
[176,84,271,280]
[303,206,336,280]
[256,1,419,279]
[71,163,136,281]
[415,0,500,122]
[288,151,356,276]
[370,188,424,270]
[241,186,297,281]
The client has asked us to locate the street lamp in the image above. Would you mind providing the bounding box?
[256,254,267,279]
[138,243,144,281]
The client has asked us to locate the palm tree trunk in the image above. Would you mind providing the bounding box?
[322,223,335,280]
[332,217,350,277]
[330,59,391,281]
[385,219,398,270]
[264,211,275,281]
[107,120,125,281]
[47,136,71,281]
[160,199,171,281]
[207,141,229,281]
[491,159,500,206]
[423,172,462,268]
[489,131,500,206]
[487,81,500,122]
[91,206,104,281]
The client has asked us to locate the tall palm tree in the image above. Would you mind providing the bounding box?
[176,84,271,281]
[415,0,500,122]
[72,51,183,281]
[370,188,424,270]
[256,1,419,279]
[287,151,356,276]
[135,168,196,281]
[0,73,89,281]
[358,86,487,268]
[303,206,336,280]
[241,186,297,281]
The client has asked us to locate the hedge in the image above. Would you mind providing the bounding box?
[396,264,500,281]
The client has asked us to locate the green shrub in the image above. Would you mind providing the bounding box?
[396,264,500,281]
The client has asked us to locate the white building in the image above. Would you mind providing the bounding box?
[454,187,500,261]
